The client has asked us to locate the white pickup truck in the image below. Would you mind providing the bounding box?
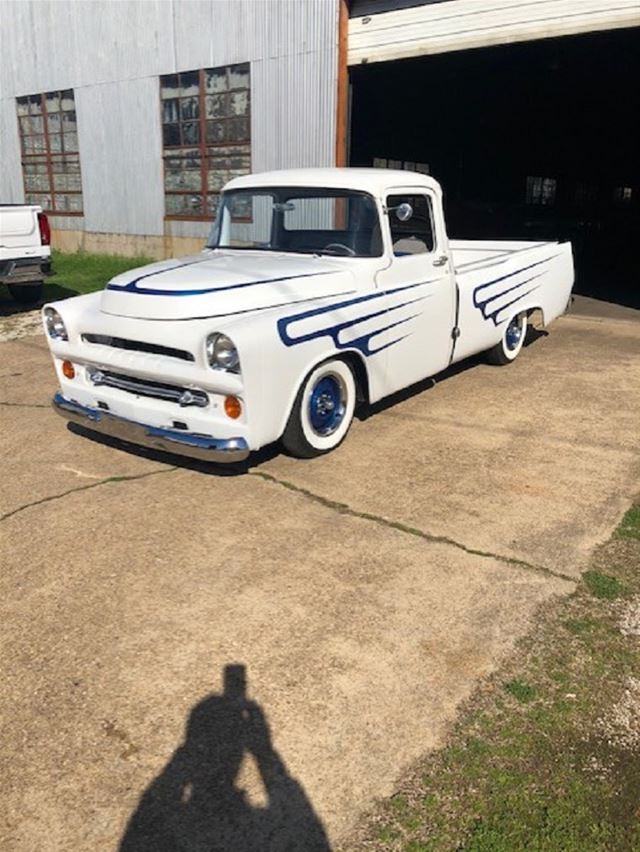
[44,168,574,463]
[0,204,52,303]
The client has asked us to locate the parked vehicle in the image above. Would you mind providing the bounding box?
[0,204,52,303]
[43,169,574,462]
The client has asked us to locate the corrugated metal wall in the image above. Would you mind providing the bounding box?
[348,0,640,65]
[0,0,339,237]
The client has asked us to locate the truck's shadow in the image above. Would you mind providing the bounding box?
[68,325,548,475]
[118,663,331,852]
[0,282,78,317]
[358,324,548,421]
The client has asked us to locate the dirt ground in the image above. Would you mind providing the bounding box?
[1,297,639,850]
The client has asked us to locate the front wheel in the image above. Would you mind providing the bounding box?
[282,359,356,459]
[486,312,528,365]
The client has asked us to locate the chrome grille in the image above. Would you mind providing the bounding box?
[82,334,194,362]
[86,368,208,407]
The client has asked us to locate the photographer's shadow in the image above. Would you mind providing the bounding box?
[119,664,331,852]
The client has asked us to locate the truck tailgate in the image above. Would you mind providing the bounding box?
[0,206,40,250]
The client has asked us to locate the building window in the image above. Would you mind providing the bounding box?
[16,90,83,214]
[373,157,430,175]
[613,186,633,203]
[160,63,251,219]
[526,176,556,206]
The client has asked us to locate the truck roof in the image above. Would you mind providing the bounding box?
[225,167,441,196]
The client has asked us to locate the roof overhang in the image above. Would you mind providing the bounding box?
[348,0,640,66]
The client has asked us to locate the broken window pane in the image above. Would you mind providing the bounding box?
[46,91,60,113]
[229,63,250,91]
[161,75,180,99]
[205,67,227,93]
[181,122,199,145]
[180,96,199,121]
[60,90,75,111]
[229,90,249,116]
[163,124,180,146]
[162,99,179,124]
[180,71,199,97]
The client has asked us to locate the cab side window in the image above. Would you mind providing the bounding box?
[387,194,435,256]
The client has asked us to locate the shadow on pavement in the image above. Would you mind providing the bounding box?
[119,664,331,852]
[0,282,79,317]
[358,323,548,421]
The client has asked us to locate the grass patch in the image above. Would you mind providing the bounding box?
[583,571,625,600]
[341,501,640,852]
[44,249,154,301]
[617,505,640,540]
[504,679,537,703]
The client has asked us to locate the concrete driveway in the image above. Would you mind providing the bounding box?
[1,299,639,850]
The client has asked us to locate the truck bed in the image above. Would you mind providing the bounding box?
[450,238,558,274]
[449,238,574,363]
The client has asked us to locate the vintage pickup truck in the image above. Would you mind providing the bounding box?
[44,168,574,463]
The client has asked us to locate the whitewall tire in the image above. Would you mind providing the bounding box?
[486,312,528,365]
[282,358,357,458]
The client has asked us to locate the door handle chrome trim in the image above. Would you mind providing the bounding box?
[433,255,449,267]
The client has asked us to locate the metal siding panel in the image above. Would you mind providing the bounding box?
[0,99,24,202]
[76,78,164,236]
[1,0,339,238]
[348,0,640,64]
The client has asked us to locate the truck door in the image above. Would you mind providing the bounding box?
[375,187,456,391]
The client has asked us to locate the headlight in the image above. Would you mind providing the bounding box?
[206,332,240,372]
[44,307,68,340]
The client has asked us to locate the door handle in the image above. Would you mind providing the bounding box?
[433,255,449,267]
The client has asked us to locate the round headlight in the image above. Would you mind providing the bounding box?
[44,307,68,340]
[206,333,240,372]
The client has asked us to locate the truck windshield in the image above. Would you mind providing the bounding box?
[208,188,383,257]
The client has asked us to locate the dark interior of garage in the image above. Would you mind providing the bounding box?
[349,27,639,307]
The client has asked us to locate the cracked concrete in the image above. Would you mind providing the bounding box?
[250,470,575,583]
[1,298,639,850]
[0,466,176,523]
[258,310,640,578]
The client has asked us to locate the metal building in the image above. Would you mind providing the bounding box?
[0,0,340,257]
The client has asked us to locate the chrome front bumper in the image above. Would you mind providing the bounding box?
[52,392,250,463]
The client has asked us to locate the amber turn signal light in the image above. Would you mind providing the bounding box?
[62,360,75,379]
[224,395,242,419]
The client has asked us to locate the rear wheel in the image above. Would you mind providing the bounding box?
[282,358,356,458]
[486,312,528,365]
[8,282,43,304]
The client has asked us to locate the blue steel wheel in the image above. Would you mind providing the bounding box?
[505,315,524,351]
[282,358,357,459]
[308,374,347,437]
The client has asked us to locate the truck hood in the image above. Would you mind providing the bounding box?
[100,250,356,320]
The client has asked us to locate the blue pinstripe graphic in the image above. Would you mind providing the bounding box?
[107,266,336,296]
[473,253,559,325]
[107,256,213,293]
[277,280,433,357]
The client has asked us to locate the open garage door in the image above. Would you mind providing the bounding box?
[349,26,640,307]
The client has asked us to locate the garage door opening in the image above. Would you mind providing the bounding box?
[349,27,640,308]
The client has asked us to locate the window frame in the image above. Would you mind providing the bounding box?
[160,63,251,222]
[385,192,437,257]
[16,89,83,217]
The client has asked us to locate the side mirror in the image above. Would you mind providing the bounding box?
[395,202,413,222]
